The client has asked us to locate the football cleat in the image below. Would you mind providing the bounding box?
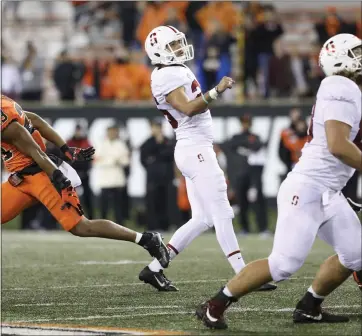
[293,300,349,323]
[141,232,170,268]
[195,297,235,330]
[139,266,178,291]
[256,283,277,291]
[353,270,362,290]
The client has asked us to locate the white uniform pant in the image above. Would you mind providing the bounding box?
[174,144,234,224]
[269,173,362,282]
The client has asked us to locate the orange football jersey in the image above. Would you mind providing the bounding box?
[1,95,46,173]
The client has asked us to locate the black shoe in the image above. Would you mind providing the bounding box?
[256,283,277,291]
[141,232,170,268]
[293,301,350,323]
[353,271,362,291]
[195,301,228,330]
[139,266,178,292]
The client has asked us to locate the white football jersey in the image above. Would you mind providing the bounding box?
[293,75,361,191]
[151,64,213,145]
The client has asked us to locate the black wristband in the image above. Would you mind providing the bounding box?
[60,144,70,154]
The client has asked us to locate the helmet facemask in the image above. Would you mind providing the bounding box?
[161,33,194,65]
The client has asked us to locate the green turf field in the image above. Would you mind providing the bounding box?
[1,231,361,335]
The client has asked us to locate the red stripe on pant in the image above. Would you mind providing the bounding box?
[227,250,240,258]
[167,243,179,255]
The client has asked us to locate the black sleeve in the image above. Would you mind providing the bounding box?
[140,141,149,168]
[278,137,291,168]
[249,134,262,151]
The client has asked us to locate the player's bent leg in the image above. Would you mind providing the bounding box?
[140,177,211,292]
[1,181,36,224]
[22,172,170,268]
[293,193,358,324]
[195,177,324,328]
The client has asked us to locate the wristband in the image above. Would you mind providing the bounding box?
[60,144,70,154]
[201,93,209,104]
[209,87,219,100]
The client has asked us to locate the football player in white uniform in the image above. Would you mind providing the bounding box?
[196,33,362,329]
[139,25,276,292]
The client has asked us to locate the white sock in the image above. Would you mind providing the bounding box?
[228,252,245,274]
[308,286,325,299]
[223,286,233,297]
[214,217,245,273]
[147,218,209,272]
[148,258,163,272]
[135,232,142,244]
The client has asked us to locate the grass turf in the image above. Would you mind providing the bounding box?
[1,231,361,335]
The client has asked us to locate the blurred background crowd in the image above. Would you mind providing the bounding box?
[1,1,361,233]
[2,1,361,103]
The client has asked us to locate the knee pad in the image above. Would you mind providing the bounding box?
[338,252,362,272]
[205,174,234,220]
[268,252,304,282]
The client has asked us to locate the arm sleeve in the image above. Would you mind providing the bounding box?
[153,68,189,105]
[118,142,130,166]
[320,77,359,127]
[323,100,357,127]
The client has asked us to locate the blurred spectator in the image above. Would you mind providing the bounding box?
[67,124,94,219]
[196,2,241,36]
[289,46,308,97]
[117,2,138,48]
[252,7,283,97]
[53,50,84,101]
[315,8,345,45]
[185,1,207,63]
[101,48,151,101]
[220,115,266,234]
[279,108,302,178]
[279,111,309,181]
[1,53,22,100]
[200,20,236,91]
[140,118,175,232]
[268,39,294,98]
[136,2,187,45]
[304,43,324,96]
[177,175,191,224]
[94,124,130,225]
[20,41,44,101]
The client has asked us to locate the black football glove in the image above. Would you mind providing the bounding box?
[60,144,95,164]
[347,197,362,213]
[51,169,84,216]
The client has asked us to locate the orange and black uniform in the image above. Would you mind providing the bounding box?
[1,95,82,230]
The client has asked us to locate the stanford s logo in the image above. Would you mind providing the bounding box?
[197,154,204,162]
[291,195,299,206]
[149,33,158,47]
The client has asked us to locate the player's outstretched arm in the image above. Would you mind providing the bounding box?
[25,111,95,163]
[166,76,234,117]
[325,120,362,172]
[2,121,59,177]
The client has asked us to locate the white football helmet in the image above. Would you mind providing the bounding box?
[145,26,194,65]
[319,33,362,76]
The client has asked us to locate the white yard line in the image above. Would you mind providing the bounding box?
[13,303,87,307]
[8,305,360,324]
[4,277,316,291]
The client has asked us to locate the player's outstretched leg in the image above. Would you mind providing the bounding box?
[70,218,170,268]
[293,255,351,323]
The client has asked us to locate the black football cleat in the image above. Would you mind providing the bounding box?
[256,283,277,291]
[195,301,228,330]
[141,232,170,268]
[353,270,362,291]
[139,266,178,291]
[293,300,349,323]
